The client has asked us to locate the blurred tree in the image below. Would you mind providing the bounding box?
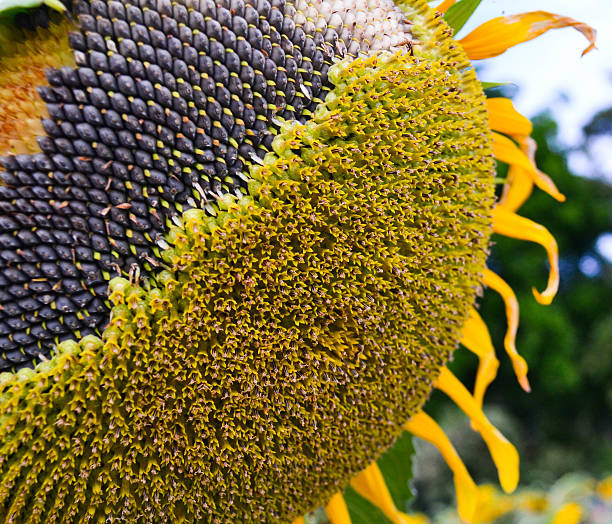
[583,107,612,137]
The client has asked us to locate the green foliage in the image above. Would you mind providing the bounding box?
[443,0,482,33]
[378,431,416,511]
[342,431,416,523]
[344,487,393,524]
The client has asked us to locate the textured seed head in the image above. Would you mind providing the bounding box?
[0,0,421,371]
[0,0,495,522]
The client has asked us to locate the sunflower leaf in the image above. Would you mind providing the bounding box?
[377,430,416,510]
[341,432,415,522]
[343,486,393,524]
[481,81,511,90]
[444,0,482,33]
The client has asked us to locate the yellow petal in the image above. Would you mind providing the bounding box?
[460,11,597,60]
[469,485,515,522]
[483,269,530,392]
[499,164,534,212]
[325,492,352,524]
[551,502,583,524]
[351,463,419,524]
[436,0,456,14]
[487,98,532,138]
[493,133,565,203]
[435,368,519,494]
[402,514,429,524]
[498,135,550,212]
[405,412,478,522]
[492,206,559,305]
[291,518,306,524]
[460,308,499,408]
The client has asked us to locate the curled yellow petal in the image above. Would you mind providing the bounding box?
[493,133,565,203]
[435,368,519,494]
[492,206,559,305]
[460,11,597,60]
[460,308,499,408]
[405,412,478,522]
[487,98,532,138]
[499,164,534,212]
[499,135,555,212]
[436,0,456,14]
[351,463,418,524]
[551,502,583,524]
[325,492,352,524]
[483,269,530,392]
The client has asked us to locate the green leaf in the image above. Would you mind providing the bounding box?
[481,81,511,91]
[344,486,393,524]
[377,431,415,510]
[444,0,482,34]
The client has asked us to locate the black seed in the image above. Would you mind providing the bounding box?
[110,93,130,113]
[126,5,143,24]
[100,73,118,91]
[108,1,125,20]
[135,80,154,100]
[113,19,131,39]
[55,296,76,313]
[86,33,105,53]
[144,8,161,28]
[118,75,137,96]
[62,314,80,329]
[82,105,103,126]
[109,54,128,75]
[91,0,106,18]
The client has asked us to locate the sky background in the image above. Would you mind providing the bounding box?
[441,0,612,180]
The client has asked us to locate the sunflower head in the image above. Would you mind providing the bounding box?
[0,0,595,522]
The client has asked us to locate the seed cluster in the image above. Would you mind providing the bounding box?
[0,0,415,371]
[0,12,495,520]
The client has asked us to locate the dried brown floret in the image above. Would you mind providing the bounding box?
[0,18,75,155]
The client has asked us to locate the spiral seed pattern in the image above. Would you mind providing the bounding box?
[0,0,416,370]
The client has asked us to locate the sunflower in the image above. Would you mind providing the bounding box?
[0,0,595,522]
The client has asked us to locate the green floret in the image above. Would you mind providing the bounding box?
[0,9,495,523]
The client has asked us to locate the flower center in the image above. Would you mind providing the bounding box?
[0,0,418,371]
[0,0,495,522]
